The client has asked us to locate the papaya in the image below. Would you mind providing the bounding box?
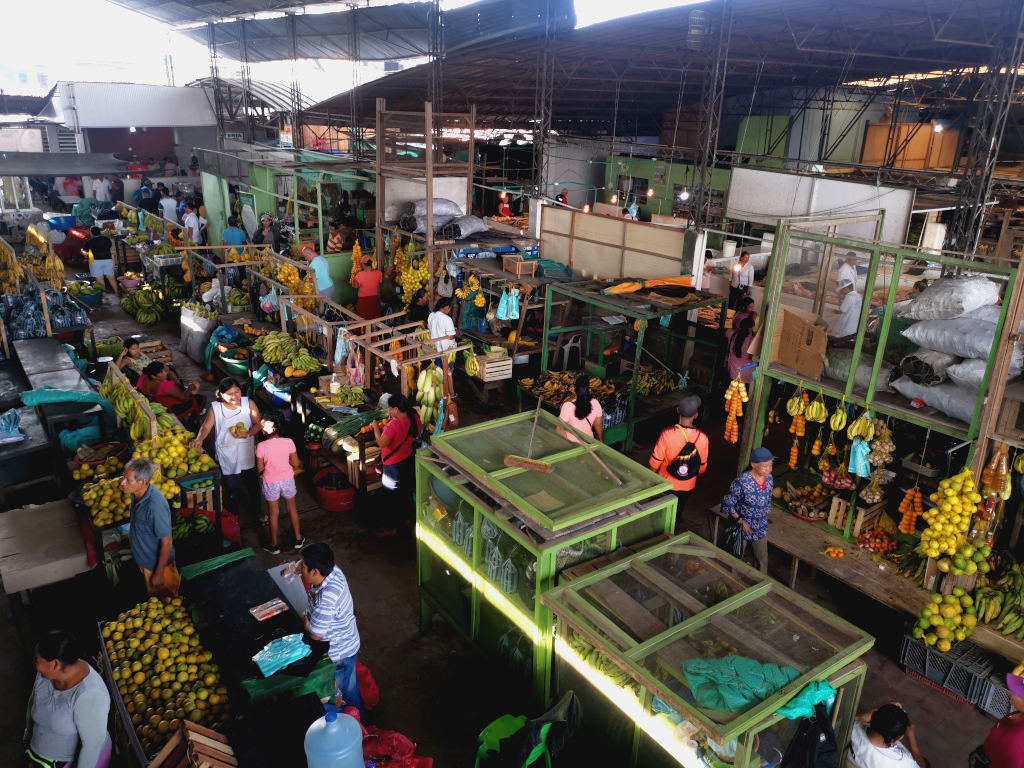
[284,365,294,377]
[294,369,307,377]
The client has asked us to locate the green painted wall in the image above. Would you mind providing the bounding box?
[249,164,277,220]
[200,171,229,246]
[735,116,790,168]
[603,157,731,221]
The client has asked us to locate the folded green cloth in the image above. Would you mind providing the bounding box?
[683,655,800,713]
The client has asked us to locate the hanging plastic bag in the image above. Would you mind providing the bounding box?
[347,349,365,387]
[717,520,745,558]
[335,330,351,368]
[260,286,279,313]
[849,438,871,478]
[496,288,510,321]
[509,288,520,320]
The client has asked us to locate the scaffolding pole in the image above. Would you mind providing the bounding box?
[532,0,556,197]
[947,2,1024,252]
[691,0,733,229]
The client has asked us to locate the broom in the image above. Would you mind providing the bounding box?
[504,398,553,472]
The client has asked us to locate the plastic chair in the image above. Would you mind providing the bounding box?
[555,333,582,370]
[474,716,553,768]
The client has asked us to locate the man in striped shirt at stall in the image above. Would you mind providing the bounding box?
[301,542,363,714]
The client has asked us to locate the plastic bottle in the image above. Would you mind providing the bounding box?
[304,710,363,768]
[329,372,341,395]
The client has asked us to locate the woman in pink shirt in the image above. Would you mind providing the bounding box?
[727,315,756,384]
[255,412,303,554]
[371,394,421,536]
[353,256,383,319]
[558,375,604,443]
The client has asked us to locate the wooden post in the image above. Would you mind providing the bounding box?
[375,97,386,269]
[425,100,435,310]
[467,105,476,217]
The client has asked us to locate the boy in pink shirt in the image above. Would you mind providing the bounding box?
[255,412,303,554]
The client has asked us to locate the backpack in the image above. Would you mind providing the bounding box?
[666,426,705,481]
[780,702,840,768]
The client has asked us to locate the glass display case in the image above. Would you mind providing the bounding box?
[541,533,873,767]
[416,410,676,700]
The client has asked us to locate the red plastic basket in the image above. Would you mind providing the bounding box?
[180,508,240,544]
[313,467,356,512]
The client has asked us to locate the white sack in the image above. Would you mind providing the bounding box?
[890,376,978,424]
[898,276,999,320]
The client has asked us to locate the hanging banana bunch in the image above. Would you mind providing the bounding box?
[805,390,828,423]
[786,385,806,417]
[829,395,848,432]
[847,412,875,441]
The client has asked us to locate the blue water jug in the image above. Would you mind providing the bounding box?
[304,710,363,768]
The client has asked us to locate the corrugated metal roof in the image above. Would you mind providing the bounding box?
[304,0,1007,134]
[53,82,218,129]
[110,0,573,63]
[104,0,341,27]
[187,77,316,113]
[0,152,128,175]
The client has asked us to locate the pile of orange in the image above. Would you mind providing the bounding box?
[102,596,228,755]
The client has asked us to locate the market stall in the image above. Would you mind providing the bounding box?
[541,532,873,768]
[415,409,677,701]
[533,279,727,448]
[736,215,1024,675]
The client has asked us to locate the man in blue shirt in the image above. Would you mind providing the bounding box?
[300,542,363,713]
[123,458,178,597]
[222,215,249,286]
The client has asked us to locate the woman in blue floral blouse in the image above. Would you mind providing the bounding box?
[721,446,775,573]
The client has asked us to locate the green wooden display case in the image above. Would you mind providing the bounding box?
[541,533,873,767]
[415,410,677,702]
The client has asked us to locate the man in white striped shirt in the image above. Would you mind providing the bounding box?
[301,543,363,713]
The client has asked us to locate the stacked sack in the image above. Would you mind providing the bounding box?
[891,276,1013,424]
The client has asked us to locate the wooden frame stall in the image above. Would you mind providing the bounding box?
[537,280,728,449]
[375,99,476,308]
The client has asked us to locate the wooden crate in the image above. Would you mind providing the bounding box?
[183,487,216,512]
[827,498,884,538]
[139,340,174,366]
[501,254,537,278]
[149,721,236,768]
[477,351,513,382]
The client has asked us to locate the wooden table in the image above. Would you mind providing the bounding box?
[765,509,1024,660]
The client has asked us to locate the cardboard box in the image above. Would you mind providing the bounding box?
[751,306,827,380]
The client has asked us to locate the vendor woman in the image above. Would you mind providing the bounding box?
[136,362,202,424]
[353,255,383,319]
[117,340,184,386]
[190,378,262,521]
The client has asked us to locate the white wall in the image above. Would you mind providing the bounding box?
[545,137,608,209]
[726,166,913,244]
[383,177,469,221]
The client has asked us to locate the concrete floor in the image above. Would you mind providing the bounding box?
[0,289,998,766]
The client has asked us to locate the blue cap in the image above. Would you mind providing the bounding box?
[750,447,775,463]
[325,711,337,722]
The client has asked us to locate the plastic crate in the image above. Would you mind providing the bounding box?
[969,675,991,707]
[925,646,953,684]
[944,663,976,701]
[899,635,928,676]
[980,677,1013,719]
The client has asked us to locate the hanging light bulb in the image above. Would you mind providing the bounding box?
[678,188,690,201]
[499,190,507,200]
[610,194,618,204]
[646,187,655,198]
[583,204,591,213]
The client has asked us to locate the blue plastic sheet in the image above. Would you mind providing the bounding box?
[252,633,311,677]
[60,425,101,452]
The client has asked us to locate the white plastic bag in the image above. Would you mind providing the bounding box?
[963,304,1024,333]
[898,276,999,320]
[890,376,978,424]
[823,348,893,392]
[202,277,222,304]
[946,359,989,392]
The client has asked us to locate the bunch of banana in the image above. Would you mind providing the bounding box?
[147,402,180,434]
[415,366,445,427]
[975,564,1024,638]
[847,413,875,441]
[464,349,480,377]
[277,264,300,284]
[1014,452,1024,475]
[43,249,65,288]
[1013,659,1024,677]
[350,242,363,287]
[253,330,301,365]
[786,387,806,416]
[829,396,848,431]
[805,392,828,423]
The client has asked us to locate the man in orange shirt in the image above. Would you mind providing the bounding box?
[649,395,708,528]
